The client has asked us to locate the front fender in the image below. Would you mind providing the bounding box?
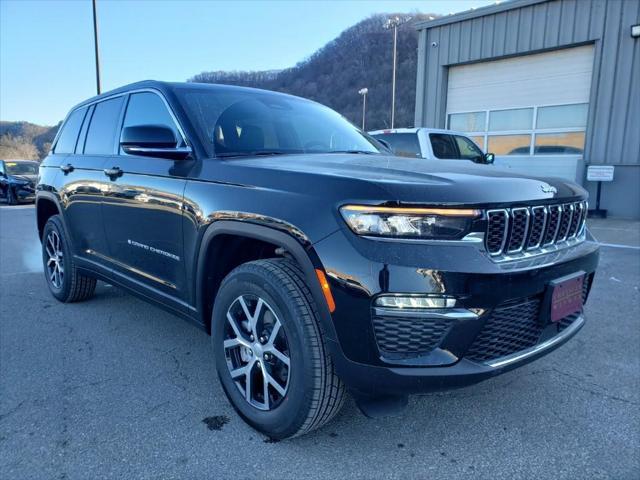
[194,219,339,344]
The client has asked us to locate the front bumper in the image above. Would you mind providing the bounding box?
[313,228,599,396]
[329,313,584,395]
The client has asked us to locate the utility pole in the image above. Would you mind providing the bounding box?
[92,0,102,94]
[358,88,368,130]
[383,16,410,129]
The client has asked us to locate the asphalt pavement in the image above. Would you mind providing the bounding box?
[1,205,638,479]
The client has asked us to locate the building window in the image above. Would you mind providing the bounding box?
[534,132,585,154]
[447,103,588,156]
[448,111,485,132]
[536,104,588,129]
[487,135,532,155]
[489,108,533,131]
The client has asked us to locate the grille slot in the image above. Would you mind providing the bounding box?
[485,201,586,260]
[543,205,562,246]
[527,206,547,249]
[568,202,584,238]
[507,208,530,253]
[556,204,573,242]
[486,210,508,255]
[373,314,452,354]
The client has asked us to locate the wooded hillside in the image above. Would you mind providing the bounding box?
[190,14,434,130]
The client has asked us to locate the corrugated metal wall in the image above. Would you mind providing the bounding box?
[415,0,640,167]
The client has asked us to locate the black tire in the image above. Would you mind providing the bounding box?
[6,186,17,205]
[212,258,346,439]
[42,215,96,302]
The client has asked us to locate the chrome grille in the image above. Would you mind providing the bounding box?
[485,201,587,259]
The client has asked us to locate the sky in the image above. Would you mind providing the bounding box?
[1,0,493,126]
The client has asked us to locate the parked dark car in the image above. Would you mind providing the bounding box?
[36,81,599,439]
[1,159,38,204]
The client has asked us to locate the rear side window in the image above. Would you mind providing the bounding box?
[430,134,458,159]
[120,92,182,152]
[84,97,125,155]
[372,133,421,158]
[54,107,87,154]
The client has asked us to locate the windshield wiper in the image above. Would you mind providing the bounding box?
[330,150,379,155]
[217,149,378,158]
[216,150,293,158]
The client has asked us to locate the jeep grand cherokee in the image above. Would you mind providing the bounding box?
[36,81,599,439]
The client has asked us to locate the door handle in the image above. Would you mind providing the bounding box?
[104,167,123,179]
[59,163,74,174]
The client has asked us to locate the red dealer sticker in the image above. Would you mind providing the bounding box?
[550,274,584,322]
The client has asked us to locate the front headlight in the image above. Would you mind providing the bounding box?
[340,205,481,240]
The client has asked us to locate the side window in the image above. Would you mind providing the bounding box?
[454,135,483,161]
[120,92,182,153]
[54,107,87,154]
[84,97,125,155]
[75,105,94,154]
[430,134,458,159]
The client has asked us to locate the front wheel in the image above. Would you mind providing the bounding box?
[42,215,96,302]
[6,186,17,205]
[212,258,345,439]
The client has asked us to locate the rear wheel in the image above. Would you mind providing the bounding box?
[42,215,96,302]
[212,258,345,439]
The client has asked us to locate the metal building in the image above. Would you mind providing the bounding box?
[414,0,640,218]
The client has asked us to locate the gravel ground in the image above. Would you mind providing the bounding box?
[1,205,638,479]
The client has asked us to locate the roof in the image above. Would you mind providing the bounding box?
[70,80,309,112]
[414,0,546,30]
[369,128,420,135]
[73,80,169,109]
[368,127,469,136]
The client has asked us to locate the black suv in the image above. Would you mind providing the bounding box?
[37,81,599,439]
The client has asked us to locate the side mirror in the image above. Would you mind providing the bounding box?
[120,125,192,160]
[483,152,495,164]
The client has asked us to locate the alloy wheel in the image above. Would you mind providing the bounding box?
[45,230,64,289]
[224,294,291,411]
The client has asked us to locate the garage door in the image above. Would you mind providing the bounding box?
[446,45,594,181]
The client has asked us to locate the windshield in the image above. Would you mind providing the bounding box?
[5,161,38,175]
[175,86,380,158]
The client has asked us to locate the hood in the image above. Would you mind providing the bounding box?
[222,154,586,206]
[10,174,37,184]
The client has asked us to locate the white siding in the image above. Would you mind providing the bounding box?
[446,45,594,113]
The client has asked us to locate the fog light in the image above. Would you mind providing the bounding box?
[374,295,456,309]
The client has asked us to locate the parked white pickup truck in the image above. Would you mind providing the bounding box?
[369,128,494,165]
